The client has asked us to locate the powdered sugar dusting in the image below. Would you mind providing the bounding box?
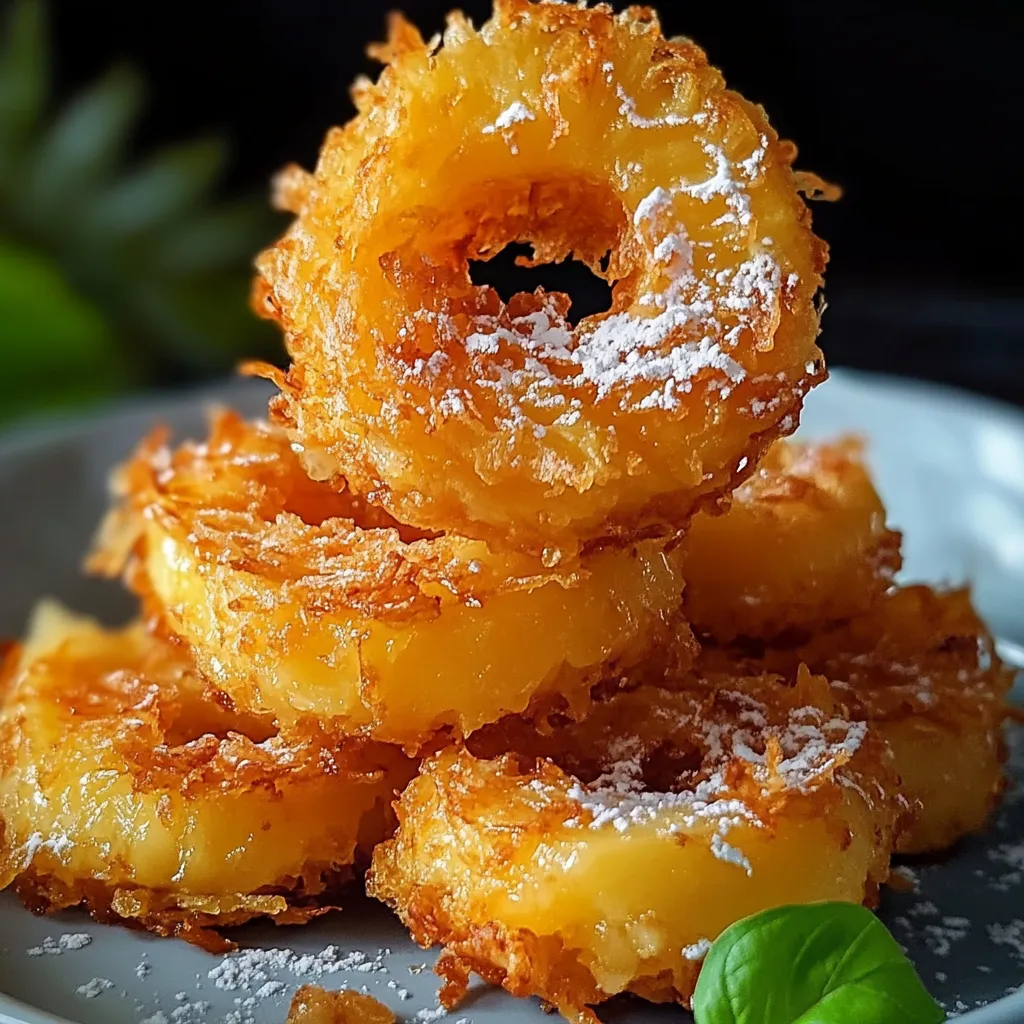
[710,829,753,875]
[562,693,868,876]
[987,841,1024,891]
[482,101,535,134]
[408,124,795,430]
[481,101,535,152]
[20,830,74,866]
[615,83,693,129]
[924,917,972,957]
[416,1006,449,1022]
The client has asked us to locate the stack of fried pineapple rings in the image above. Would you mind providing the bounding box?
[0,2,1011,1020]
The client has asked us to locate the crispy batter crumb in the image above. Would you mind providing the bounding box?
[285,985,395,1024]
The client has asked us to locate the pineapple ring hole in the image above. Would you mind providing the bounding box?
[469,242,614,325]
[550,736,705,793]
[381,175,638,356]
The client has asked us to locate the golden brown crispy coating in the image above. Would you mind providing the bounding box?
[699,586,1014,853]
[286,986,395,1024]
[253,0,829,555]
[681,438,901,641]
[0,604,414,950]
[368,674,905,1021]
[91,411,693,751]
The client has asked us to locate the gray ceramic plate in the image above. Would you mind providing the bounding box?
[0,369,1021,1024]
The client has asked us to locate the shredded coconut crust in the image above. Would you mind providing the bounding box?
[89,411,692,749]
[703,584,1015,855]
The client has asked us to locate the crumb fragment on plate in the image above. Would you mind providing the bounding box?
[285,985,395,1023]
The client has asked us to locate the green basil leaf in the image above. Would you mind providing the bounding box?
[692,902,944,1024]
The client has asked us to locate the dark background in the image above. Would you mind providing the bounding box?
[48,0,1024,403]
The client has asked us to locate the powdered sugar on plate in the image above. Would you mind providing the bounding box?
[209,945,390,992]
[75,977,114,999]
[26,932,92,957]
[988,920,1024,963]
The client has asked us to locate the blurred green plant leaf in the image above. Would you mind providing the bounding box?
[165,273,276,361]
[0,0,47,180]
[0,237,112,366]
[2,370,127,422]
[21,64,143,221]
[0,237,128,419]
[0,0,285,426]
[148,197,276,276]
[85,137,227,239]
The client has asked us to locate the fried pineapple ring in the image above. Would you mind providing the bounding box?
[254,0,829,554]
[681,438,902,641]
[678,436,1010,852]
[0,603,413,949]
[369,673,904,1021]
[91,412,692,750]
[766,587,1012,854]
[698,586,1013,853]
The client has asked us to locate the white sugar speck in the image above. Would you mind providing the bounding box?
[482,101,534,134]
[988,920,1024,962]
[682,938,712,961]
[924,917,972,957]
[21,831,74,866]
[416,1007,448,1023]
[891,865,920,892]
[75,978,114,999]
[170,999,212,1023]
[710,830,753,875]
[254,980,286,999]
